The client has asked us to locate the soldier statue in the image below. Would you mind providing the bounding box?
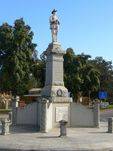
[49,9,60,42]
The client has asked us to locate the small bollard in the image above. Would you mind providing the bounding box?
[59,120,68,137]
[108,117,113,133]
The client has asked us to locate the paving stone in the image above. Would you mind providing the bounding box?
[0,122,113,150]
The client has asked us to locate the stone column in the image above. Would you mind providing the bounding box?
[5,100,9,110]
[8,112,12,123]
[93,101,100,127]
[41,42,69,98]
[12,96,19,125]
[40,98,48,132]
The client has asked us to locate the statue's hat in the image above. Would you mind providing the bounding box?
[52,9,57,14]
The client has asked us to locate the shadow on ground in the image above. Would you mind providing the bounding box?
[10,125,39,134]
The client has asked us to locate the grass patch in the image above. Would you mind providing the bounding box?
[100,105,113,111]
[107,105,113,109]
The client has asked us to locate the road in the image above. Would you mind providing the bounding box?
[100,109,113,122]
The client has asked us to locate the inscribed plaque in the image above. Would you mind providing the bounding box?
[55,107,68,122]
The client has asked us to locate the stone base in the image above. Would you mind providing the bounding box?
[39,95,72,132]
[1,119,11,135]
[45,42,65,55]
[52,96,72,103]
[41,85,69,98]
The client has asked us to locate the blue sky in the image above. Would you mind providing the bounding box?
[0,0,113,61]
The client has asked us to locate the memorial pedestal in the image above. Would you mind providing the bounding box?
[40,12,72,132]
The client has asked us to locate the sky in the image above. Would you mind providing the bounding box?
[0,0,113,61]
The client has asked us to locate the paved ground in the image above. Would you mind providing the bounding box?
[100,109,113,122]
[0,122,113,151]
[0,110,113,151]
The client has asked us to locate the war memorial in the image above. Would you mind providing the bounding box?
[0,10,113,151]
[10,10,99,132]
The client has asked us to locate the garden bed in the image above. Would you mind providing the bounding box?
[0,109,12,114]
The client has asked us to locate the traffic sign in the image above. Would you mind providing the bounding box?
[98,91,108,99]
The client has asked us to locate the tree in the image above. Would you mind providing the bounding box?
[81,64,100,100]
[64,48,100,101]
[90,57,113,102]
[31,59,45,88]
[64,48,77,97]
[0,18,37,95]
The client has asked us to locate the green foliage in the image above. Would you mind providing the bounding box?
[90,57,113,101]
[31,60,45,87]
[107,105,113,109]
[64,49,113,102]
[0,19,112,102]
[0,18,38,95]
[100,105,113,111]
[64,48,100,100]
